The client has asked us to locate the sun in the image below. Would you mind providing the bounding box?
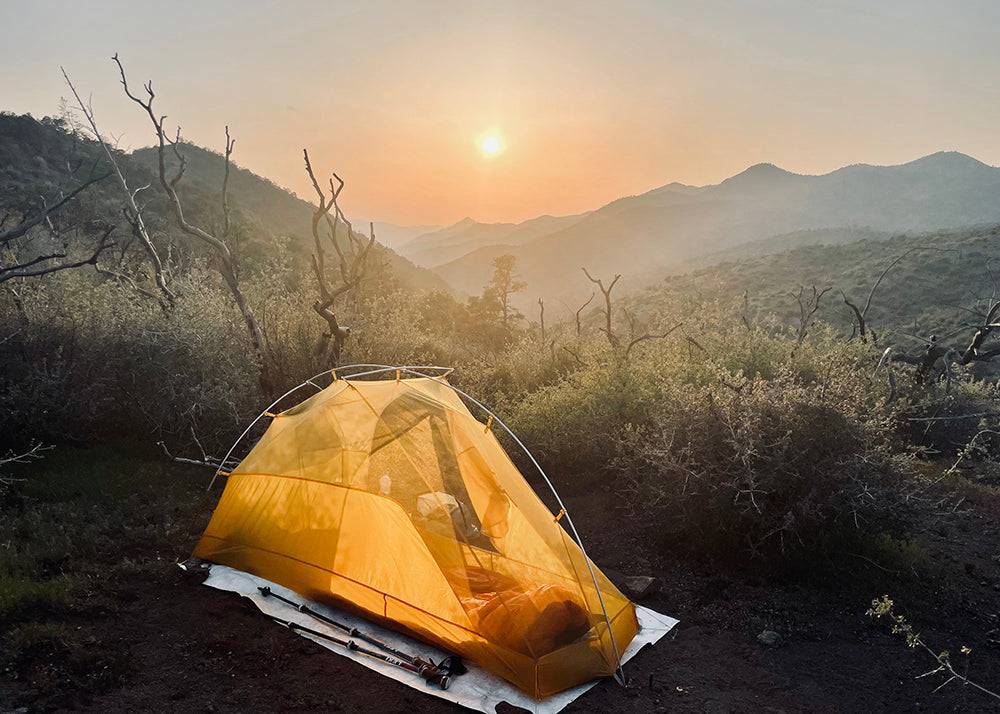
[482,136,500,155]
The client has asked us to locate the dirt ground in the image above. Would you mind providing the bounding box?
[3,482,999,714]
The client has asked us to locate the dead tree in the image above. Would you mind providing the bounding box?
[884,255,1000,390]
[302,150,375,365]
[955,300,1000,365]
[114,55,275,393]
[739,289,753,331]
[582,268,620,349]
[537,298,545,344]
[891,301,1000,385]
[62,67,174,308]
[622,307,682,359]
[792,285,831,345]
[888,336,952,385]
[579,269,678,358]
[950,263,1000,368]
[574,293,594,337]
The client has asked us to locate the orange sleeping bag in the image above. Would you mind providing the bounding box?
[447,567,591,657]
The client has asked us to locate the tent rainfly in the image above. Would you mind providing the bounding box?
[193,366,640,698]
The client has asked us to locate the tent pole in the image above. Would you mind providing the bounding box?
[207,366,454,492]
[207,366,455,492]
[206,370,333,492]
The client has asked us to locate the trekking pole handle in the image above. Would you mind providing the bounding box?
[414,658,451,690]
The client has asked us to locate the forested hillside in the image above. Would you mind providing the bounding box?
[647,225,1000,353]
[1,112,446,290]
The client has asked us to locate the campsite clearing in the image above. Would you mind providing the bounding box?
[1,445,999,713]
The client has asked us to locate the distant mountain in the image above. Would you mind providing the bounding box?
[400,218,515,267]
[434,152,1000,309]
[643,181,705,198]
[716,163,801,192]
[369,221,442,251]
[399,213,588,268]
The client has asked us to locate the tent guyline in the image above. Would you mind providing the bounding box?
[258,586,461,690]
[194,365,637,697]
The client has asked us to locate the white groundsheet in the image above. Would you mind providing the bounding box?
[204,564,677,714]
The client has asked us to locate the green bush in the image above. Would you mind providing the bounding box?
[508,312,917,561]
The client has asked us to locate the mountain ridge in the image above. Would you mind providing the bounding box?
[398,212,589,268]
[432,151,1000,309]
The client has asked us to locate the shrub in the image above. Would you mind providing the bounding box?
[508,312,916,562]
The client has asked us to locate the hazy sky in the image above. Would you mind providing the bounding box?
[4,0,999,226]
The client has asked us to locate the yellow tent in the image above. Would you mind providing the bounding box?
[194,367,639,698]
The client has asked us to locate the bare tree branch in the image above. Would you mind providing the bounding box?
[582,268,620,348]
[537,298,545,344]
[221,126,234,240]
[561,345,586,367]
[843,246,958,344]
[791,285,831,344]
[841,290,868,342]
[94,262,162,302]
[62,65,175,307]
[302,150,375,364]
[953,301,1000,365]
[684,335,707,353]
[625,321,683,359]
[0,173,110,247]
[0,225,113,284]
[1,443,54,486]
[574,292,594,337]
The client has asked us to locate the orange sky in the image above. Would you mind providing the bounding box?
[4,1,1000,226]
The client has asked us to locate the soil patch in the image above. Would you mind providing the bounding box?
[2,462,999,713]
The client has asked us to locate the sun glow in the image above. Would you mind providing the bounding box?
[482,136,500,155]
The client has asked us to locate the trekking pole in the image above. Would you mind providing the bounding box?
[257,586,429,667]
[257,587,464,685]
[265,614,451,690]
